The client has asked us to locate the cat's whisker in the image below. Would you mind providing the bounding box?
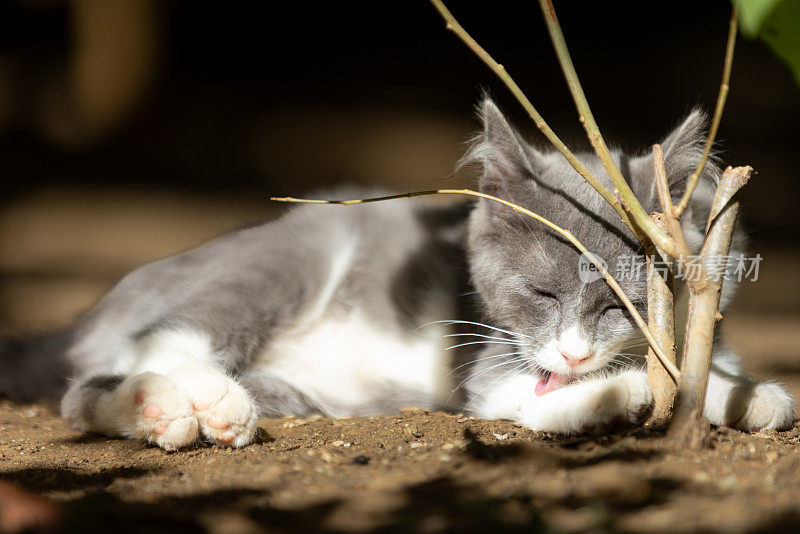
[447,355,526,403]
[456,355,527,385]
[463,360,531,410]
[614,339,649,351]
[459,362,529,404]
[446,351,524,377]
[445,340,520,351]
[450,360,523,398]
[419,319,533,340]
[444,332,516,343]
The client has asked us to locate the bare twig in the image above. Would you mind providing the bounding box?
[652,144,709,290]
[645,218,677,427]
[272,189,681,383]
[673,7,738,218]
[652,145,694,257]
[669,166,752,448]
[426,0,643,244]
[536,0,676,257]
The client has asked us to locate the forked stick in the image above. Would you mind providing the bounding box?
[272,189,681,383]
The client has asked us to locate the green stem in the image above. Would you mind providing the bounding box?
[427,0,640,243]
[673,7,738,218]
[537,0,675,256]
[272,190,681,383]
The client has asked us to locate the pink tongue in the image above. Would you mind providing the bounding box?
[535,373,563,396]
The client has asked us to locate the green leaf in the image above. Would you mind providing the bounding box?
[733,0,782,37]
[733,0,800,85]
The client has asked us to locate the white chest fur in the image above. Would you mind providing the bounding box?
[259,310,453,417]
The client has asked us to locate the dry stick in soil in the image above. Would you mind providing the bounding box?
[645,147,682,426]
[673,7,738,218]
[669,165,752,448]
[536,0,675,257]
[427,0,649,249]
[645,241,676,427]
[272,189,680,384]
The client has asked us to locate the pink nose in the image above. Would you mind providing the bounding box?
[560,351,593,367]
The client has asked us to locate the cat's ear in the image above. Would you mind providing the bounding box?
[629,109,712,208]
[462,98,539,206]
[659,108,710,198]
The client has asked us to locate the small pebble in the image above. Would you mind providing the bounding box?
[352,455,369,465]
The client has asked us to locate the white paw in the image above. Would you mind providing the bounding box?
[732,382,795,431]
[582,371,652,432]
[615,370,654,423]
[118,372,199,450]
[169,370,258,448]
[515,370,652,435]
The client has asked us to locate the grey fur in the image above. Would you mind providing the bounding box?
[2,98,786,438]
[2,188,471,417]
[462,98,747,399]
[67,374,125,425]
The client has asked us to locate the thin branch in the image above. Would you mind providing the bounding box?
[536,0,675,257]
[669,166,751,448]
[272,189,681,383]
[652,145,693,258]
[673,7,738,218]
[652,144,709,290]
[426,0,644,246]
[645,232,677,427]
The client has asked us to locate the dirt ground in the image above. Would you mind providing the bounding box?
[2,190,800,533]
[2,401,800,534]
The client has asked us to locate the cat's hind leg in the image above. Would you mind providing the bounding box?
[704,347,795,431]
[166,367,258,448]
[61,372,199,450]
[63,328,259,449]
[132,328,259,447]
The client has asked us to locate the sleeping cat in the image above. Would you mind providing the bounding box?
[0,98,794,449]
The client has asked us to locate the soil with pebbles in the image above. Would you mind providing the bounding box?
[1,400,800,533]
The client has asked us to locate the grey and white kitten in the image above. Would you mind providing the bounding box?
[0,98,794,449]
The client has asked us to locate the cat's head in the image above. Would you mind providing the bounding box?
[465,98,716,389]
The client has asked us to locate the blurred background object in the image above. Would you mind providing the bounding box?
[0,480,61,533]
[0,0,798,391]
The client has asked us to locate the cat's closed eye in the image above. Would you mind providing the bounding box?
[602,304,626,314]
[602,303,642,316]
[530,286,559,306]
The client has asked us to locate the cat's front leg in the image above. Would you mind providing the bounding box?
[703,349,795,431]
[472,369,652,434]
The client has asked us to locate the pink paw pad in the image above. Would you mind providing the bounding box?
[152,421,169,435]
[192,400,211,411]
[207,417,229,430]
[142,404,162,419]
[218,430,236,443]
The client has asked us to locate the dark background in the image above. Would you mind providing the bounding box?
[1,1,798,230]
[0,0,798,333]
